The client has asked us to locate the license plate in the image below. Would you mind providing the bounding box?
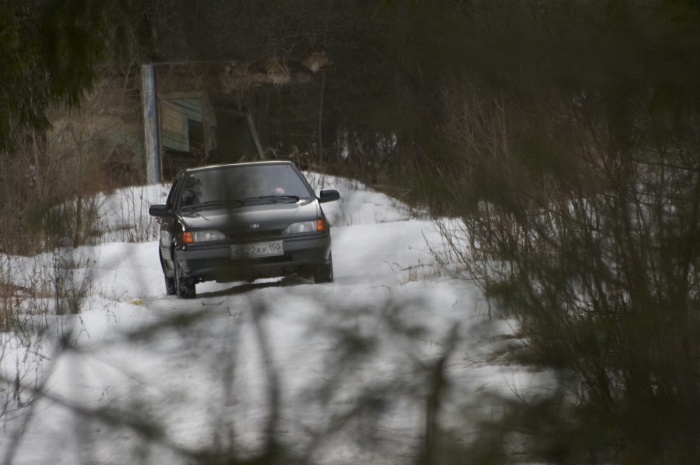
[231,241,284,258]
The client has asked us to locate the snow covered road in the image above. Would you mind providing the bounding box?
[0,176,528,465]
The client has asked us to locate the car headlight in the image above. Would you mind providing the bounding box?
[182,230,226,243]
[284,219,327,234]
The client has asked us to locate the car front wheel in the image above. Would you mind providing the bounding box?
[165,276,176,295]
[174,261,196,299]
[313,252,334,284]
[160,252,176,295]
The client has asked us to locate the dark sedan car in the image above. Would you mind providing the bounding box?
[149,161,340,298]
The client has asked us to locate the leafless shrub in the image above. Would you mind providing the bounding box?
[434,74,700,464]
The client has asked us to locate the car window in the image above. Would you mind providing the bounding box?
[179,164,314,207]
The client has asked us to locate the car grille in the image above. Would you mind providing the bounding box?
[228,230,283,242]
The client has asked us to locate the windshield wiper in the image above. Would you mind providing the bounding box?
[182,199,244,209]
[249,195,300,203]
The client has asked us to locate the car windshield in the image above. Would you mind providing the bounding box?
[178,164,313,207]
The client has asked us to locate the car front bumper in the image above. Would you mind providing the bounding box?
[174,234,331,283]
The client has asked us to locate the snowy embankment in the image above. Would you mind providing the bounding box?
[0,173,530,465]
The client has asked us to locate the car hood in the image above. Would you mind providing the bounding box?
[177,199,321,232]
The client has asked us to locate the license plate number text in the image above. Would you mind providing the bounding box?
[231,241,284,258]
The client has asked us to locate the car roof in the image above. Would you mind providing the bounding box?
[184,160,295,174]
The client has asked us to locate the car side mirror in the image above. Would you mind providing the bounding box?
[148,204,170,217]
[318,189,340,203]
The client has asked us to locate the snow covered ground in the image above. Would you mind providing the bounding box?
[0,173,531,465]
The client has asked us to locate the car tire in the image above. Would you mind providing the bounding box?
[158,251,177,295]
[160,251,177,295]
[313,252,334,284]
[174,261,196,299]
[165,276,176,295]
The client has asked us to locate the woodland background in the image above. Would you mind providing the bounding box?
[1,1,700,464]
